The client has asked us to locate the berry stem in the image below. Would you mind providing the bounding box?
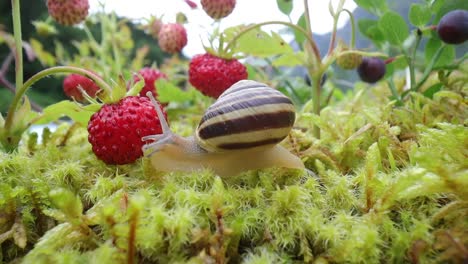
[326,0,346,56]
[302,0,321,63]
[341,9,357,48]
[412,44,446,93]
[303,0,323,139]
[11,0,23,99]
[4,66,112,132]
[387,79,403,106]
[405,29,423,90]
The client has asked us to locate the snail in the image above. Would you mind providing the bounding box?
[142,80,304,177]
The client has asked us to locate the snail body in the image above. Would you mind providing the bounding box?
[142,80,304,177]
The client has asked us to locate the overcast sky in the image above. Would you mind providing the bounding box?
[89,0,357,57]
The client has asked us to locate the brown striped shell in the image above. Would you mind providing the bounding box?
[195,80,296,152]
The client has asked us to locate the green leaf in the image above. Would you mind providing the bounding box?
[294,14,307,45]
[353,0,387,15]
[409,3,432,27]
[425,38,455,67]
[272,52,306,67]
[29,38,56,66]
[126,78,145,96]
[378,11,409,46]
[235,29,294,58]
[358,19,385,43]
[38,101,100,126]
[423,83,443,99]
[277,0,293,16]
[432,0,468,23]
[156,79,192,103]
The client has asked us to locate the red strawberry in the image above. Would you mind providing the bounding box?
[157,23,188,54]
[63,73,100,102]
[133,67,167,98]
[201,0,236,19]
[46,0,89,26]
[149,18,163,38]
[87,96,167,165]
[188,53,248,98]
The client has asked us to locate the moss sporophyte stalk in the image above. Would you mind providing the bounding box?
[1,0,467,263]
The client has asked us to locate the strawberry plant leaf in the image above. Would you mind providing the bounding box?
[277,0,293,16]
[272,51,306,67]
[13,97,38,131]
[156,79,192,103]
[126,78,145,96]
[38,101,99,126]
[409,3,432,27]
[235,28,293,58]
[378,11,409,46]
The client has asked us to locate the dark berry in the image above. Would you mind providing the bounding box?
[437,10,468,44]
[357,57,386,83]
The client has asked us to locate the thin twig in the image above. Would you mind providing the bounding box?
[1,52,14,75]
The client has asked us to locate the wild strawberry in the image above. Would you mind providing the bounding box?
[87,96,167,165]
[46,0,89,26]
[133,67,167,98]
[157,23,188,54]
[147,17,163,39]
[201,0,236,19]
[189,53,248,98]
[63,73,100,102]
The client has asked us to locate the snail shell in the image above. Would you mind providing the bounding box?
[195,80,296,152]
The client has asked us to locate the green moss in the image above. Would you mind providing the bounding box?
[0,84,467,263]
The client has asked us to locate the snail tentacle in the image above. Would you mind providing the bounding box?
[142,92,175,156]
[146,92,171,134]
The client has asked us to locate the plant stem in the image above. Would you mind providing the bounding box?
[302,0,323,138]
[342,9,356,48]
[302,0,321,62]
[11,0,23,93]
[412,44,446,93]
[407,29,423,90]
[387,79,403,105]
[326,2,341,56]
[4,66,112,132]
[3,0,23,133]
[309,72,322,138]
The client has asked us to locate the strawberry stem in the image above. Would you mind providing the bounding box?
[11,0,23,93]
[4,66,112,133]
[302,0,321,63]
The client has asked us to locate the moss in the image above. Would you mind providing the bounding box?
[0,84,467,263]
